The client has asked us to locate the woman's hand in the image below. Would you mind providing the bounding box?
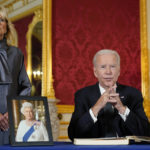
[0,112,9,131]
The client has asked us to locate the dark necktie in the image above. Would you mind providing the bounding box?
[103,102,116,137]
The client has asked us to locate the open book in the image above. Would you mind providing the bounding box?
[74,136,150,145]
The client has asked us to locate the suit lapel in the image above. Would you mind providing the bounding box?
[90,82,101,106]
[116,83,127,105]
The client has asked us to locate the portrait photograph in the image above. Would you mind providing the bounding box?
[7,96,53,146]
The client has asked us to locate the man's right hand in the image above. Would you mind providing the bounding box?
[91,89,110,117]
[0,112,9,131]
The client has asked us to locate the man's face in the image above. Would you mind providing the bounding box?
[93,53,120,89]
[0,15,7,40]
[23,107,34,121]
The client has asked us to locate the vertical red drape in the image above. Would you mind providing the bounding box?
[13,15,34,67]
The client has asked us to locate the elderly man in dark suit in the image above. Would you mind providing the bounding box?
[68,49,150,141]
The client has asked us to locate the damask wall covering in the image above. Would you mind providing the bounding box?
[52,0,141,105]
[13,15,34,67]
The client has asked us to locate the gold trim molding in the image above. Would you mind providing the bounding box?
[10,5,42,22]
[140,0,150,119]
[26,9,43,82]
[57,105,74,114]
[2,0,42,22]
[42,0,55,98]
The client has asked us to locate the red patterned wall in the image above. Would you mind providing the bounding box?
[13,15,34,67]
[52,0,141,105]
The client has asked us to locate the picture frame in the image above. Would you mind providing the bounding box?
[7,96,53,146]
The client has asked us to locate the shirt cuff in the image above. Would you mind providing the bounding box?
[119,107,130,122]
[89,109,97,123]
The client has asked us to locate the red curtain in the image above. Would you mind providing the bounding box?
[52,0,141,105]
[13,15,34,67]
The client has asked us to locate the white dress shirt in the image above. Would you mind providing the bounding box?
[89,84,130,123]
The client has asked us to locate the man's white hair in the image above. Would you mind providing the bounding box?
[93,49,120,66]
[20,102,33,115]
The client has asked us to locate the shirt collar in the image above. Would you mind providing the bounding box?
[98,83,106,95]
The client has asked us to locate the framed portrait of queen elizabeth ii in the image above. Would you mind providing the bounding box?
[7,96,53,146]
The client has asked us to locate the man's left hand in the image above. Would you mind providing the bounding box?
[108,92,126,114]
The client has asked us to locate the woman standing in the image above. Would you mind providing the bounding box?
[0,6,31,145]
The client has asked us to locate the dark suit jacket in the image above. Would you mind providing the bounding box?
[68,82,150,141]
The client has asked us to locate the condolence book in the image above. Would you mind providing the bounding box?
[74,136,150,145]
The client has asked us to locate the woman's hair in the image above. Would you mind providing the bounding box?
[20,102,34,115]
[93,49,120,66]
[0,6,16,45]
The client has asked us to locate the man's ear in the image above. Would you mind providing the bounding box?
[93,67,98,78]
